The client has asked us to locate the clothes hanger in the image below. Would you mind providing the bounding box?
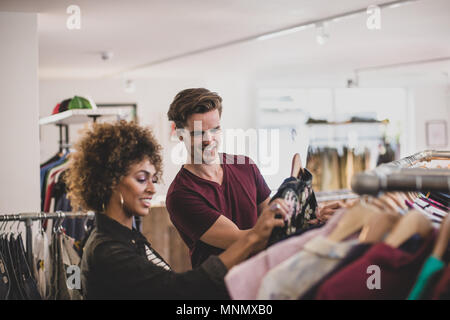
[431,214,450,260]
[384,210,433,248]
[358,207,401,244]
[291,153,303,178]
[384,192,409,211]
[327,201,378,242]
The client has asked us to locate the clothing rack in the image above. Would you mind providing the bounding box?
[316,189,359,202]
[351,150,450,196]
[0,211,95,269]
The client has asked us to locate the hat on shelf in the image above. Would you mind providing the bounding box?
[51,103,61,115]
[51,96,95,115]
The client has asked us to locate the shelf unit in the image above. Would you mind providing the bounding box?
[39,108,129,152]
[39,107,129,126]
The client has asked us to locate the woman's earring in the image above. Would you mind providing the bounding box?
[120,193,124,208]
[102,202,106,212]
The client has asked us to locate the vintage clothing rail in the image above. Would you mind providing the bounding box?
[351,150,450,196]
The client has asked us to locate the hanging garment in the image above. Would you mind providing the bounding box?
[257,237,359,300]
[14,234,41,300]
[224,209,345,300]
[316,232,436,300]
[0,250,10,299]
[33,230,50,299]
[1,234,20,299]
[300,242,372,300]
[267,168,318,246]
[431,264,450,300]
[40,152,69,210]
[61,234,82,300]
[407,255,445,300]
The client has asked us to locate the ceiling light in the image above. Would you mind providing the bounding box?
[101,51,114,61]
[124,79,136,93]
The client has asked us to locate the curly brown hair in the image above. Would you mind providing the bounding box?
[66,120,163,212]
[167,88,222,129]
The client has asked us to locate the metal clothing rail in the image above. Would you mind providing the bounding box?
[316,189,359,202]
[351,150,450,196]
[0,211,95,269]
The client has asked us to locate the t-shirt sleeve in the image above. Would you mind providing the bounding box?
[250,161,271,205]
[166,190,221,242]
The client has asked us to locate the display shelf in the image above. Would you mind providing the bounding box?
[39,108,129,126]
[306,119,389,126]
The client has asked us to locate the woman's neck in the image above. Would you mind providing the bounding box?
[105,202,134,229]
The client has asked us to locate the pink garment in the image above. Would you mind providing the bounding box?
[225,209,345,300]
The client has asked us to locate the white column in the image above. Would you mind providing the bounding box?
[0,12,40,213]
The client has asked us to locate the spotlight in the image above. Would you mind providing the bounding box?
[124,79,136,93]
[101,51,114,61]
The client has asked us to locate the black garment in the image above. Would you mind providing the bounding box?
[15,235,41,300]
[268,169,319,246]
[40,153,62,168]
[429,192,450,207]
[0,234,41,300]
[81,213,230,300]
[0,250,11,299]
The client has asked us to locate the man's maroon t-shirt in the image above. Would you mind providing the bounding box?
[166,153,271,268]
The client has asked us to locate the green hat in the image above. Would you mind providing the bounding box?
[68,96,93,110]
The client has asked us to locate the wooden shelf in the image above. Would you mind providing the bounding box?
[39,108,129,126]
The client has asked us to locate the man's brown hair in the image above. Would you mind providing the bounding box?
[167,88,222,129]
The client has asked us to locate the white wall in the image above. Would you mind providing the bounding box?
[0,12,39,213]
[410,86,450,152]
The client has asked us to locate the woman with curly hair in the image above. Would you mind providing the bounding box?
[65,120,287,300]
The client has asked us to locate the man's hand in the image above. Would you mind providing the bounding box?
[309,201,345,224]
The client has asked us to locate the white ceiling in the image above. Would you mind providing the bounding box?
[1,0,449,80]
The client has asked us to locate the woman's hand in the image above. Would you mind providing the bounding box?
[248,198,288,254]
[218,198,288,270]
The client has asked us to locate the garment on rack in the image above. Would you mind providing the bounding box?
[257,236,359,300]
[315,232,436,300]
[33,229,50,299]
[224,209,345,300]
[300,242,372,300]
[407,255,445,300]
[306,146,373,191]
[428,192,450,207]
[431,264,450,300]
[0,232,41,300]
[47,232,82,300]
[267,169,318,246]
[40,152,69,210]
[0,250,11,299]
